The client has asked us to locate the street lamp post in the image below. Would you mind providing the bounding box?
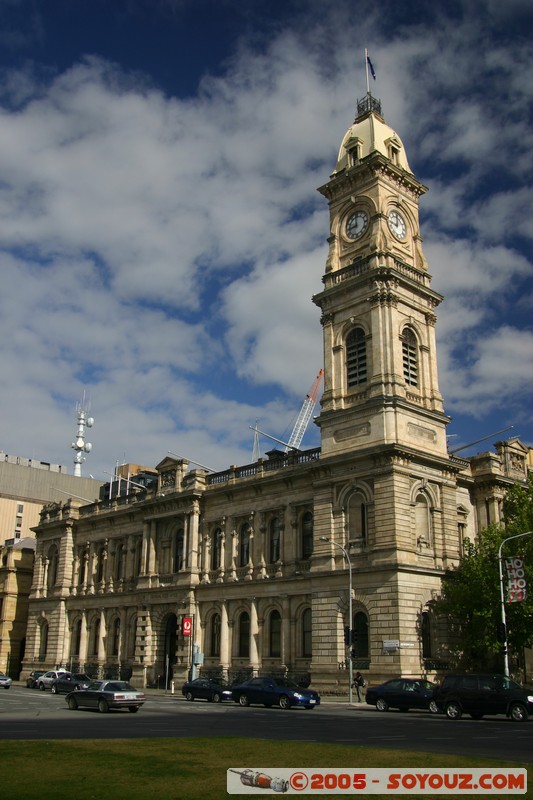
[319,535,353,704]
[498,530,532,677]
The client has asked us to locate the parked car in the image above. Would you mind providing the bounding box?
[35,669,69,690]
[65,680,146,713]
[182,677,234,703]
[365,678,437,713]
[26,670,47,688]
[51,673,91,694]
[0,673,12,689]
[231,676,320,709]
[432,673,533,722]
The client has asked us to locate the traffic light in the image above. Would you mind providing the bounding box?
[496,622,506,644]
[344,626,351,645]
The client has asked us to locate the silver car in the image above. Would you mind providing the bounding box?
[66,680,145,713]
[36,670,69,690]
[0,673,12,689]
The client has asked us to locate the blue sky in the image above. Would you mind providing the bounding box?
[0,0,531,480]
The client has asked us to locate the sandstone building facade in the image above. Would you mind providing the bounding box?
[22,95,531,691]
[0,452,103,547]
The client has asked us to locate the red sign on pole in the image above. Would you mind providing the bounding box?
[182,616,193,636]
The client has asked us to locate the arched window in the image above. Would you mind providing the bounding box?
[39,621,49,660]
[239,523,250,567]
[47,545,58,590]
[269,610,281,657]
[302,608,312,658]
[352,611,369,658]
[421,611,432,659]
[133,538,142,577]
[211,528,223,571]
[114,543,124,582]
[111,618,120,656]
[127,616,137,658]
[238,612,250,658]
[301,512,313,559]
[346,327,367,387]
[78,550,86,586]
[72,619,82,656]
[91,618,101,656]
[210,613,221,657]
[348,493,367,544]
[96,547,106,584]
[174,528,185,572]
[402,328,418,387]
[269,517,281,563]
[415,493,432,547]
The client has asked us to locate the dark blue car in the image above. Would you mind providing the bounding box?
[182,677,233,703]
[231,676,320,709]
[365,678,437,712]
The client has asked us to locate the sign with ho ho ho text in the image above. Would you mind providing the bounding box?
[505,557,527,604]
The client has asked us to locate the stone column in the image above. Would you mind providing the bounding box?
[101,539,110,592]
[250,599,259,671]
[147,522,157,575]
[140,522,150,575]
[79,611,88,668]
[119,607,127,667]
[80,545,89,595]
[201,528,210,583]
[220,600,230,673]
[71,553,79,596]
[42,558,49,597]
[245,512,254,580]
[97,609,107,666]
[86,542,95,594]
[281,595,291,669]
[228,520,237,582]
[188,502,200,574]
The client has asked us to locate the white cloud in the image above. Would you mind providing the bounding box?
[0,1,531,476]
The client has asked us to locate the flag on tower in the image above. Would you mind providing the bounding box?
[367,53,376,80]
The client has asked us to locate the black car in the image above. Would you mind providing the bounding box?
[66,680,145,713]
[51,672,91,694]
[26,670,47,688]
[365,678,437,712]
[231,676,320,709]
[432,673,533,722]
[182,677,233,703]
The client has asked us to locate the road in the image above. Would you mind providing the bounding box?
[1,685,531,763]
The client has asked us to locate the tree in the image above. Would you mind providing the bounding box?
[432,474,533,672]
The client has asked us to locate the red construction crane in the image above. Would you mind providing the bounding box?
[285,369,324,451]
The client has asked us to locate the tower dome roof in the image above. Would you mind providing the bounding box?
[333,95,412,176]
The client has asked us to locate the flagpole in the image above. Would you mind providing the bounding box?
[365,48,370,95]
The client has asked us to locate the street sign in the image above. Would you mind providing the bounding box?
[182,616,193,636]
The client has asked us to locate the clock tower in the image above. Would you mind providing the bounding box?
[314,94,449,459]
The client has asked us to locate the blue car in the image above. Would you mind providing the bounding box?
[182,677,234,703]
[365,678,437,712]
[231,676,320,709]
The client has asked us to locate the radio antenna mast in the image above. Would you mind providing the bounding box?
[71,393,94,477]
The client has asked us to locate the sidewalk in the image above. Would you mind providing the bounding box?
[15,680,367,706]
[142,686,366,705]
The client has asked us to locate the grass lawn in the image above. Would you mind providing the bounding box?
[1,737,530,800]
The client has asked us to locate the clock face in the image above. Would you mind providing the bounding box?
[346,211,369,240]
[387,210,407,240]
